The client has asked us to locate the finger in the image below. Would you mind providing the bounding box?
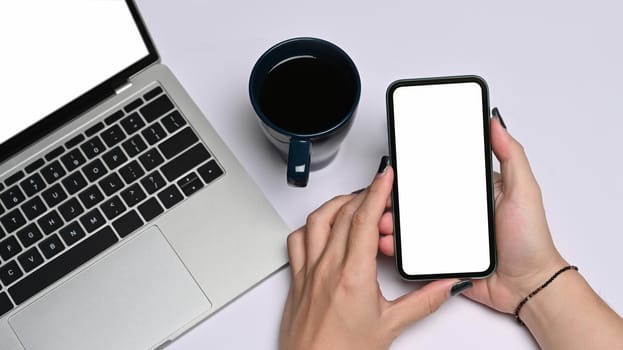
[345,164,394,265]
[385,279,458,333]
[492,171,503,202]
[379,211,393,235]
[287,228,306,277]
[379,235,394,256]
[325,189,369,260]
[303,194,355,267]
[490,115,538,192]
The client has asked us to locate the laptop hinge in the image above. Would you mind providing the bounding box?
[114,81,133,95]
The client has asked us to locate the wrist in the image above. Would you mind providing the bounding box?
[518,266,582,328]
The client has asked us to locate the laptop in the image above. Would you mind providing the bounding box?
[0,1,289,349]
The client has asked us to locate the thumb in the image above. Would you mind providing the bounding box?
[385,279,464,333]
[490,114,539,194]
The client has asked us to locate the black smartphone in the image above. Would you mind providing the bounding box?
[386,75,496,280]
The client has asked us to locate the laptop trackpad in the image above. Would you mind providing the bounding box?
[9,226,212,350]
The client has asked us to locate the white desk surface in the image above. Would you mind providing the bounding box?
[136,1,623,348]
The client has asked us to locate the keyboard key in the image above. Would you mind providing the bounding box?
[0,261,23,287]
[120,112,145,135]
[45,146,65,161]
[101,124,127,147]
[80,136,106,159]
[198,160,224,185]
[18,247,44,273]
[119,160,144,184]
[37,210,63,235]
[138,197,163,222]
[1,185,26,209]
[138,149,164,171]
[98,173,124,196]
[124,98,144,113]
[1,209,27,234]
[141,122,167,145]
[21,197,47,220]
[5,171,25,186]
[59,221,86,247]
[85,122,105,137]
[80,208,105,233]
[120,183,146,207]
[16,223,44,248]
[39,234,65,259]
[0,293,13,317]
[140,94,174,123]
[100,196,126,220]
[82,159,108,182]
[157,185,183,209]
[20,173,46,197]
[62,171,88,195]
[102,146,128,170]
[61,148,87,172]
[143,86,163,101]
[9,226,118,305]
[178,172,204,196]
[41,183,68,208]
[122,135,147,158]
[78,185,104,209]
[58,198,84,222]
[158,127,199,159]
[161,110,186,133]
[140,171,166,194]
[161,144,211,182]
[40,161,66,184]
[0,225,4,239]
[64,134,86,149]
[0,236,22,260]
[104,110,124,125]
[112,210,143,238]
[24,158,45,174]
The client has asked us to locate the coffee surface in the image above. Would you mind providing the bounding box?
[259,56,356,135]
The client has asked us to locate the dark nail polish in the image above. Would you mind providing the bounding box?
[492,107,507,129]
[377,156,390,174]
[450,280,473,296]
[351,187,366,194]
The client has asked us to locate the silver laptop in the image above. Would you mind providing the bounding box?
[0,1,289,349]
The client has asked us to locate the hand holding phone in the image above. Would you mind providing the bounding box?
[386,76,496,280]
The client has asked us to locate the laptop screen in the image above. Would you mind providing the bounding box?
[0,1,156,162]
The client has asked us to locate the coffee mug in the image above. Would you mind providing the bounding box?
[249,37,361,187]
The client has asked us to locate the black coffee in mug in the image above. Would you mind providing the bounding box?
[258,56,358,135]
[249,37,360,187]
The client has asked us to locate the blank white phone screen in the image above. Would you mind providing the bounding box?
[393,82,491,276]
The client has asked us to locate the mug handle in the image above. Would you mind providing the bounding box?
[287,138,311,187]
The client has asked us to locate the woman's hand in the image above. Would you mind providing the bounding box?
[280,161,462,350]
[378,115,567,314]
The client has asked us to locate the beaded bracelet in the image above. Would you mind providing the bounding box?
[514,265,579,326]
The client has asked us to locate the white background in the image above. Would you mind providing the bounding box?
[393,83,491,276]
[131,1,622,349]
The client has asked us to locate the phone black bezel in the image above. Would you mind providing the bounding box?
[386,75,497,281]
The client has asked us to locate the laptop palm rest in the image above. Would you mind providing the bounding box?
[8,226,211,350]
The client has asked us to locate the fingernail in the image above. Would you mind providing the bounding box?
[450,280,473,296]
[492,107,507,129]
[377,156,390,175]
[351,187,366,194]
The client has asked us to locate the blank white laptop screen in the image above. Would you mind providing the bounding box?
[0,1,148,145]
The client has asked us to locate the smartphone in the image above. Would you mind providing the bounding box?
[386,76,496,280]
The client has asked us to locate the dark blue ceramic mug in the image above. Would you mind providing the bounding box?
[249,37,361,187]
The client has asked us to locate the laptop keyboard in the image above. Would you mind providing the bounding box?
[0,85,224,315]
